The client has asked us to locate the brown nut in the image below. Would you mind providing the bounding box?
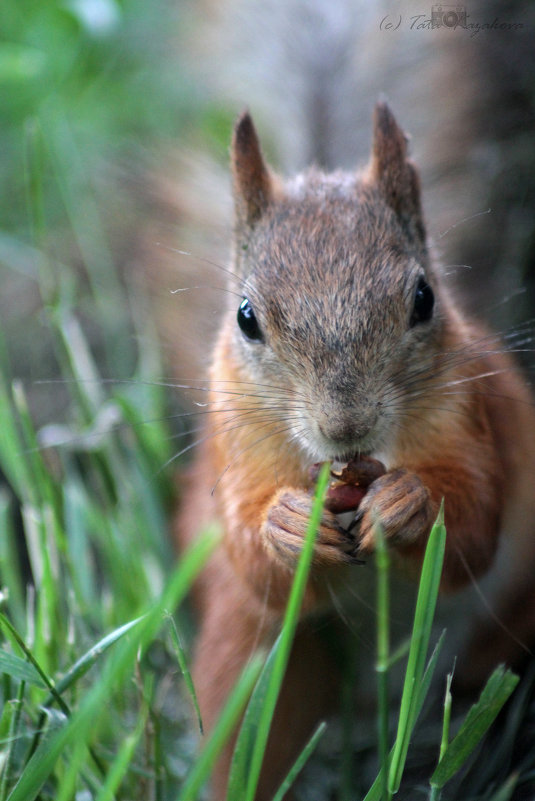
[324,483,367,514]
[307,456,386,514]
[330,456,386,487]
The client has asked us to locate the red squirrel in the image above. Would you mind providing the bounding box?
[177,103,535,800]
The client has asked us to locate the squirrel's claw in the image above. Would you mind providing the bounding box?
[261,488,365,570]
[354,468,435,553]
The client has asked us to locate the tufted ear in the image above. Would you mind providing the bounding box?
[369,101,425,242]
[231,111,274,232]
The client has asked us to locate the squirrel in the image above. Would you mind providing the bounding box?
[176,103,535,801]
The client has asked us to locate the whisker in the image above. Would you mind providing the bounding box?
[326,581,373,643]
[437,208,491,240]
[453,544,533,657]
[169,284,243,299]
[210,422,299,494]
[163,402,306,473]
[156,245,243,287]
[36,376,310,403]
[155,244,269,314]
[484,287,528,315]
[442,264,473,277]
[439,390,535,409]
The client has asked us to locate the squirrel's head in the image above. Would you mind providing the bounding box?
[227,104,444,462]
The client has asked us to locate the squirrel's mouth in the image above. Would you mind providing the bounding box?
[331,452,371,467]
[307,438,376,465]
[296,428,380,465]
[320,432,379,464]
[292,411,387,465]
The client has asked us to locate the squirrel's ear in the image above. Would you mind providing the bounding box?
[369,102,425,242]
[231,111,274,230]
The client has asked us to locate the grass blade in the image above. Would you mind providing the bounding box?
[440,666,455,762]
[0,651,46,688]
[487,773,519,801]
[0,683,25,801]
[0,613,70,717]
[5,530,218,801]
[375,521,391,801]
[93,713,146,801]
[226,634,281,799]
[0,491,25,629]
[178,654,264,801]
[6,709,68,801]
[242,463,330,801]
[430,666,519,790]
[48,616,146,702]
[388,502,446,794]
[362,633,445,801]
[166,613,204,735]
[271,721,327,801]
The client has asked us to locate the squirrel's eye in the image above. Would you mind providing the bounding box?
[237,298,263,342]
[410,277,434,326]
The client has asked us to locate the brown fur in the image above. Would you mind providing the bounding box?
[176,105,535,799]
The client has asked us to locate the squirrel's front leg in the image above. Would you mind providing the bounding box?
[355,468,436,552]
[261,487,362,570]
[353,456,503,591]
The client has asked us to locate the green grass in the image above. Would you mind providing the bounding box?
[0,303,219,799]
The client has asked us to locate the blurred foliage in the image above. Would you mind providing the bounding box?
[0,0,201,234]
[0,5,218,794]
[0,0,233,421]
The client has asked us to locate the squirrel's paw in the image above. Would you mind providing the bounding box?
[261,488,361,570]
[354,469,434,553]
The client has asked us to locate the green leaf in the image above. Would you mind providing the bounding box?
[0,651,46,688]
[0,371,33,503]
[6,709,68,801]
[430,665,519,789]
[93,714,146,801]
[362,632,445,801]
[271,721,327,801]
[178,655,264,801]
[0,44,46,82]
[414,630,446,723]
[0,613,70,717]
[242,464,330,801]
[388,502,446,794]
[44,616,146,704]
[0,491,25,630]
[0,682,25,801]
[487,773,519,801]
[167,614,204,735]
[5,530,218,801]
[226,636,281,799]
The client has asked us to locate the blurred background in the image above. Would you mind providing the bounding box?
[1,0,222,425]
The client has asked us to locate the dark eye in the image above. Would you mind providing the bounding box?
[237,298,263,342]
[410,277,434,326]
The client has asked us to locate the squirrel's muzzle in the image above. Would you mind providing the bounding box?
[316,406,379,451]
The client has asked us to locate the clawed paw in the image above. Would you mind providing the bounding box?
[351,468,435,553]
[262,489,363,570]
[262,468,434,571]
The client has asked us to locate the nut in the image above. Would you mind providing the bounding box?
[308,456,386,514]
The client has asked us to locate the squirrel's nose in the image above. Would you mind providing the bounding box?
[318,420,359,444]
[318,412,377,446]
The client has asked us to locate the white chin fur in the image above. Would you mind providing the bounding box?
[292,423,393,469]
[295,428,379,464]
